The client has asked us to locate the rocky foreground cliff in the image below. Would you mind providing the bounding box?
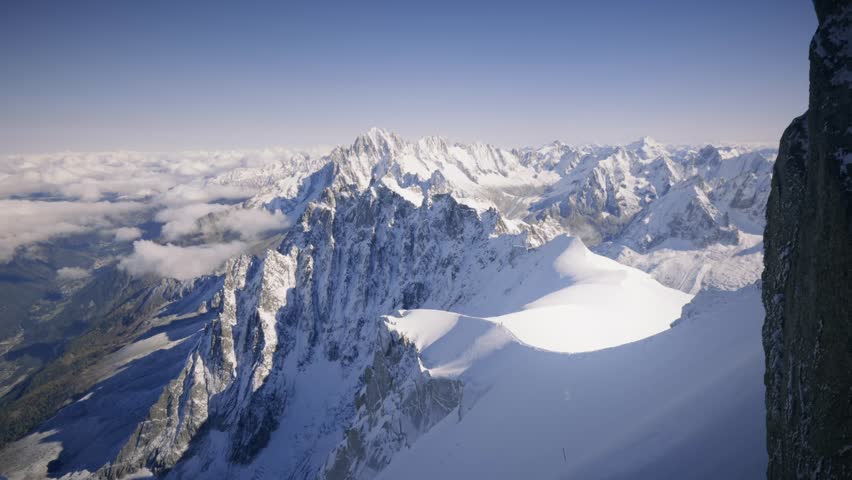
[762,1,852,478]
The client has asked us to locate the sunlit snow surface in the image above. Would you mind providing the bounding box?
[391,236,691,355]
[381,284,766,480]
[378,240,766,478]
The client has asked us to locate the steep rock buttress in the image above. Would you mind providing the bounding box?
[762,2,852,478]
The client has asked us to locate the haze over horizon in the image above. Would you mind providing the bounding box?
[1,0,816,154]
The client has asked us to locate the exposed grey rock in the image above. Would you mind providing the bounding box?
[320,330,462,480]
[99,182,522,479]
[762,2,852,478]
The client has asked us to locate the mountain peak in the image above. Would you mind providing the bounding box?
[627,136,665,160]
[417,135,451,153]
[353,127,404,154]
[630,136,661,148]
[365,126,395,138]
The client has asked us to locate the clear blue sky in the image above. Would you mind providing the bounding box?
[0,0,817,153]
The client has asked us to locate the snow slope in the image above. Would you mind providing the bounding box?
[379,284,766,480]
[442,236,691,353]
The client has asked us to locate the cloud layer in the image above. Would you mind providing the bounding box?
[119,240,247,280]
[56,267,91,281]
[0,199,145,261]
[156,203,232,240]
[203,208,289,238]
[0,148,327,202]
[155,204,290,241]
[0,148,318,276]
[114,227,143,242]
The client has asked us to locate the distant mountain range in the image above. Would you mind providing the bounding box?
[0,131,775,479]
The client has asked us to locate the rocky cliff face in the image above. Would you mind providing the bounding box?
[98,184,525,479]
[762,2,852,478]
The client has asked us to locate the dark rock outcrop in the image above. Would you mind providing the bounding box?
[762,2,852,478]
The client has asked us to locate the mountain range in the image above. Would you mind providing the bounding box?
[0,130,776,479]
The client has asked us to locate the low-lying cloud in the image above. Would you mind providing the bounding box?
[155,203,289,242]
[119,240,247,280]
[156,203,231,240]
[1,147,321,276]
[0,199,146,262]
[204,208,290,238]
[158,182,251,206]
[56,266,91,281]
[0,148,320,202]
[114,227,143,242]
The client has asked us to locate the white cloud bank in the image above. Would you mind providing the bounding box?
[155,203,289,242]
[0,200,146,262]
[0,148,322,202]
[119,240,247,280]
[206,208,290,238]
[114,227,143,242]
[56,267,91,281]
[156,203,231,240]
[0,147,320,273]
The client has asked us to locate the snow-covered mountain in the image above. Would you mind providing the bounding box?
[0,129,773,479]
[201,128,773,293]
